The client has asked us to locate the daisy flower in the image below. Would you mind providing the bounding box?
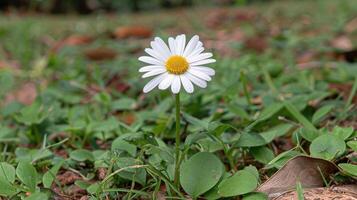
[138,34,216,94]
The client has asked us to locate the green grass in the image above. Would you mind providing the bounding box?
[0,0,357,199]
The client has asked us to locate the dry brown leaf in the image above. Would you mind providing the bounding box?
[244,36,267,53]
[51,35,93,52]
[345,17,357,33]
[257,156,338,198]
[114,26,152,39]
[331,35,353,51]
[84,47,117,61]
[57,171,82,185]
[5,82,37,105]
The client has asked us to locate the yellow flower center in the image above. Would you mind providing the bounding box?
[165,55,189,75]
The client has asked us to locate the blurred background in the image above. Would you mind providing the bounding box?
[0,0,266,13]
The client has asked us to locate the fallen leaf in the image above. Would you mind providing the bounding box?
[345,17,357,33]
[114,26,152,39]
[5,82,37,105]
[244,36,267,53]
[257,156,338,199]
[84,47,117,61]
[51,35,93,52]
[331,35,353,51]
[57,171,82,185]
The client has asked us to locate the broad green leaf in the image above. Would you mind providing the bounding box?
[15,147,52,163]
[218,169,258,197]
[180,152,224,198]
[70,149,94,162]
[332,126,354,140]
[14,102,49,125]
[298,127,320,142]
[338,163,357,177]
[87,182,100,194]
[111,138,137,157]
[312,105,333,124]
[0,162,16,183]
[347,141,357,151]
[250,146,275,164]
[183,113,209,130]
[24,192,48,200]
[43,160,64,188]
[0,178,17,196]
[265,150,301,169]
[16,161,38,192]
[256,103,283,122]
[235,132,267,147]
[310,134,346,160]
[243,192,268,200]
[115,157,146,186]
[260,124,293,143]
[111,98,136,111]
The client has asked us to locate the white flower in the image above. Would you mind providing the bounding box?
[138,34,216,94]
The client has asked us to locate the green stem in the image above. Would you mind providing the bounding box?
[174,93,181,188]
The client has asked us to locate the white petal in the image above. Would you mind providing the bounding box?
[190,66,215,76]
[188,53,213,63]
[196,41,203,48]
[139,56,163,65]
[154,37,171,58]
[158,74,174,90]
[145,48,166,61]
[183,35,199,57]
[150,41,169,60]
[190,59,216,66]
[180,75,194,93]
[185,73,207,88]
[171,76,181,94]
[187,47,204,59]
[139,65,164,72]
[188,68,212,81]
[142,68,166,78]
[175,34,186,55]
[143,73,167,93]
[168,37,176,55]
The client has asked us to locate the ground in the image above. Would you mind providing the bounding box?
[0,0,356,199]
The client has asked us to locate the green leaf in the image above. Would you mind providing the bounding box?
[235,132,267,147]
[284,101,317,131]
[111,98,136,111]
[338,163,357,177]
[111,138,137,157]
[0,162,16,183]
[42,160,64,188]
[242,192,268,200]
[14,102,49,125]
[347,141,357,151]
[312,105,333,124]
[115,157,146,186]
[310,134,346,160]
[180,152,224,198]
[16,161,38,192]
[218,169,258,197]
[183,113,209,130]
[265,150,301,169]
[250,146,275,164]
[70,149,94,162]
[0,178,17,196]
[298,127,320,142]
[24,192,48,200]
[332,126,354,140]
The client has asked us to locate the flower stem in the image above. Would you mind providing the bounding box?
[174,93,181,188]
